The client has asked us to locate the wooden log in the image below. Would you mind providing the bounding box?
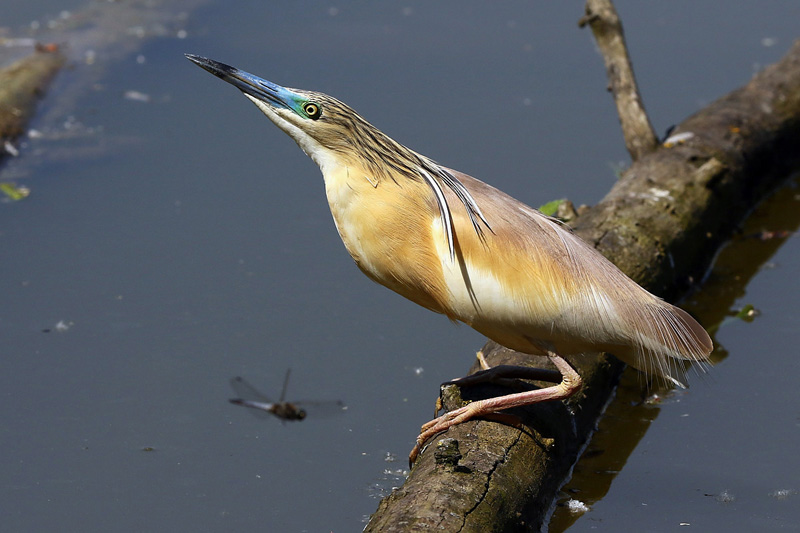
[365,31,800,533]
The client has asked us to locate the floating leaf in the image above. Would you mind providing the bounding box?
[718,303,760,328]
[733,304,759,321]
[0,182,30,201]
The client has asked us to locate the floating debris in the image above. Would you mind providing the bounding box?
[565,498,590,514]
[0,182,30,201]
[715,490,736,503]
[123,90,150,103]
[41,319,73,333]
[4,140,19,156]
[718,303,760,329]
[769,488,797,500]
[732,304,759,321]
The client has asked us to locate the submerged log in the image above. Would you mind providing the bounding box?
[0,45,65,164]
[0,0,210,170]
[366,24,800,533]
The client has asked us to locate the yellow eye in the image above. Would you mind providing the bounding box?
[304,103,321,119]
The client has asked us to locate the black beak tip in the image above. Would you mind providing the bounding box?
[185,53,211,68]
[184,53,238,80]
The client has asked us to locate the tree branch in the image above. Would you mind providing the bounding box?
[579,0,658,160]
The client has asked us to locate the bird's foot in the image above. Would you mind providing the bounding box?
[408,354,582,466]
[409,402,482,466]
[408,403,527,465]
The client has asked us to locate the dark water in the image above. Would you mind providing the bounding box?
[2,2,799,531]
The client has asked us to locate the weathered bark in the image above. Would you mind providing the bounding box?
[0,46,65,164]
[366,32,800,533]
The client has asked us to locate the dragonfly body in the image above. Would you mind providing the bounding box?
[229,372,344,422]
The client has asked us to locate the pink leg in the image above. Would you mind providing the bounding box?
[409,351,581,465]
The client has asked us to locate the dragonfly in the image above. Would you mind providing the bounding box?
[228,369,345,422]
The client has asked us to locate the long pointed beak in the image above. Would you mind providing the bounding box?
[185,54,296,111]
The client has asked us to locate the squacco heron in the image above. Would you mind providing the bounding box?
[186,55,713,463]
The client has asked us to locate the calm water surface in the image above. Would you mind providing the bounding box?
[2,1,799,531]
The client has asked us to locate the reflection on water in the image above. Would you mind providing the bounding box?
[549,369,665,530]
[549,174,800,531]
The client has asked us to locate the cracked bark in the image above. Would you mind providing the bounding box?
[366,15,800,533]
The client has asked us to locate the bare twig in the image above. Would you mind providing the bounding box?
[579,0,658,160]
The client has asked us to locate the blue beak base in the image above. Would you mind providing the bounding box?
[185,54,296,111]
